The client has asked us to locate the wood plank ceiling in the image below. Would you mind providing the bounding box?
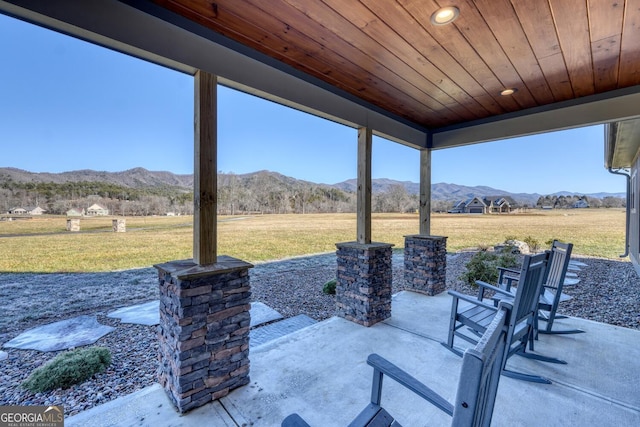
[152,0,640,130]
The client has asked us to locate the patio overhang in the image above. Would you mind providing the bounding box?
[605,119,640,169]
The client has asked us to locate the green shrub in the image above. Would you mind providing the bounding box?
[322,279,337,295]
[459,250,518,286]
[497,250,517,269]
[22,347,111,393]
[523,235,540,253]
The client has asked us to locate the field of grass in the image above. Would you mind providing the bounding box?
[0,209,626,272]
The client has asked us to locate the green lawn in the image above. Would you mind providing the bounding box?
[0,209,626,272]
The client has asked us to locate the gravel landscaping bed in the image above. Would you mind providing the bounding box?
[1,251,638,416]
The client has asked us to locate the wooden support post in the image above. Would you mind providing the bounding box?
[193,70,218,265]
[357,127,372,244]
[420,148,431,235]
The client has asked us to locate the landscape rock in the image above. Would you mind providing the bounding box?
[496,239,530,254]
[107,301,159,326]
[2,315,115,352]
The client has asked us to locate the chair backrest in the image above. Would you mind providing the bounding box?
[452,304,510,427]
[510,252,549,323]
[545,240,573,292]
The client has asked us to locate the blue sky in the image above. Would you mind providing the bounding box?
[0,14,624,195]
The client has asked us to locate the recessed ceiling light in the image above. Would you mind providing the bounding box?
[500,88,517,96]
[430,6,460,26]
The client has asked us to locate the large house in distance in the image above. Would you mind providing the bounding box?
[86,204,109,216]
[449,196,515,214]
[7,207,27,215]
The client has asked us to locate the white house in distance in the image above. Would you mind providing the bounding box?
[86,204,109,216]
[8,207,27,215]
[28,206,46,215]
[7,206,46,215]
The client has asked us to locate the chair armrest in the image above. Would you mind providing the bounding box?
[497,267,520,291]
[497,267,520,275]
[448,290,498,311]
[475,280,517,298]
[367,353,454,416]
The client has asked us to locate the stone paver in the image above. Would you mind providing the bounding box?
[250,314,316,348]
[2,315,115,352]
[105,300,282,328]
[107,300,159,325]
[250,302,283,327]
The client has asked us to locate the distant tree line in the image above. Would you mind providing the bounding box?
[0,172,421,216]
[0,179,193,216]
[218,173,419,214]
[535,194,625,209]
[1,172,625,216]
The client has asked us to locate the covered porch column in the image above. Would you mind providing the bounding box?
[155,70,252,413]
[336,127,393,326]
[404,148,447,295]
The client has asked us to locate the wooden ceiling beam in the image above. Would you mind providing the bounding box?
[431,85,640,149]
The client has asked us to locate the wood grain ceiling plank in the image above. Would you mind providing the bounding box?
[398,0,522,113]
[236,0,454,121]
[160,1,367,98]
[549,0,595,97]
[588,0,625,41]
[588,0,624,92]
[618,0,640,87]
[510,0,573,101]
[281,0,472,122]
[159,0,450,125]
[536,53,574,100]
[316,0,483,120]
[592,34,621,92]
[361,0,504,116]
[356,0,489,118]
[474,0,554,105]
[441,0,539,109]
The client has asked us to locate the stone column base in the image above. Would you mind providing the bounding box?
[335,241,393,327]
[404,235,447,295]
[155,256,253,413]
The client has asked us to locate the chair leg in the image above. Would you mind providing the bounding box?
[440,341,464,357]
[516,350,567,364]
[501,369,552,384]
[539,313,585,335]
[538,328,585,335]
[444,296,459,351]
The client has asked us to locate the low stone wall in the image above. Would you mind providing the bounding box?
[155,256,253,413]
[335,242,393,327]
[404,235,447,295]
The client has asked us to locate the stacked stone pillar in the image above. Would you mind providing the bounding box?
[335,242,393,327]
[112,219,126,232]
[155,256,253,413]
[66,218,80,232]
[404,235,447,295]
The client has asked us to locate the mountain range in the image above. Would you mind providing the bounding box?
[0,167,625,206]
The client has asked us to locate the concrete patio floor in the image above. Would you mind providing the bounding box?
[67,291,640,426]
